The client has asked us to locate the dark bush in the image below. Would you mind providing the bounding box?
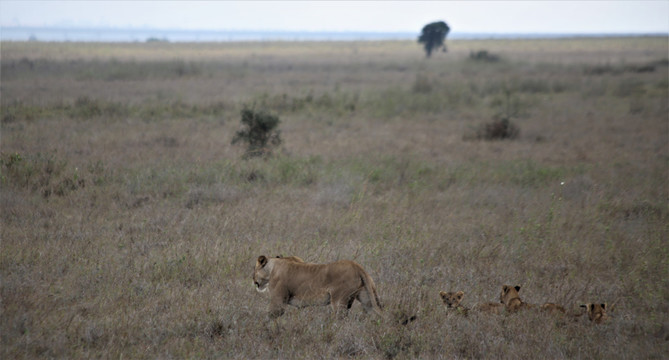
[468,50,500,63]
[232,106,282,158]
[476,117,520,140]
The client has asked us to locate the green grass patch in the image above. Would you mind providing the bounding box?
[1,98,230,123]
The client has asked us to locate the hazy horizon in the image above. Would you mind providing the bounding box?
[3,25,666,43]
[2,1,667,35]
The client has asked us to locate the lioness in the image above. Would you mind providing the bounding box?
[274,255,306,263]
[500,285,535,312]
[439,291,469,316]
[253,255,383,318]
[580,303,609,324]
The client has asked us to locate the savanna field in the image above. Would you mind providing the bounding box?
[1,37,668,359]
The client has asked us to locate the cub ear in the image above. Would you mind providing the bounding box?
[514,285,521,292]
[601,303,606,310]
[580,304,589,309]
[456,291,464,299]
[590,304,595,311]
[439,291,447,298]
[258,255,268,267]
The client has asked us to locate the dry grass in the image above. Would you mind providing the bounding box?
[1,37,668,359]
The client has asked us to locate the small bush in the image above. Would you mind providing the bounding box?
[474,117,520,141]
[232,106,282,158]
[468,50,500,63]
[466,88,522,141]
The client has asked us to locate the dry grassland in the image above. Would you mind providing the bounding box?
[1,37,668,359]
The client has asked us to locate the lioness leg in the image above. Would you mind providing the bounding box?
[357,289,374,313]
[269,285,289,318]
[268,303,285,318]
[331,301,350,318]
[330,292,356,318]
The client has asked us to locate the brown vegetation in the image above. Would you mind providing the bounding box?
[1,37,668,358]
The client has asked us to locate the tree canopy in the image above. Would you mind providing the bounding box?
[418,21,450,58]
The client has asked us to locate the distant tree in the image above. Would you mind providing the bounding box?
[418,21,450,58]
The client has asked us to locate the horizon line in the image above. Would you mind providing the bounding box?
[2,25,667,36]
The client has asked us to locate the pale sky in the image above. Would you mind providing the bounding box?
[1,1,668,34]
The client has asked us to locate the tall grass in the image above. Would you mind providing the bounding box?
[1,37,668,358]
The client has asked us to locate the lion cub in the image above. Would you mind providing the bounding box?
[473,302,505,314]
[439,291,469,316]
[580,303,610,324]
[541,302,566,315]
[500,285,535,312]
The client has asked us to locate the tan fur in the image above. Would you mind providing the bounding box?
[253,255,383,318]
[439,291,469,316]
[274,255,306,263]
[473,302,505,314]
[580,303,610,324]
[500,285,535,312]
[541,302,566,315]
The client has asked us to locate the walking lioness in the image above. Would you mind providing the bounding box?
[253,255,383,318]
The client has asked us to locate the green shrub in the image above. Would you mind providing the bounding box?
[468,88,522,141]
[473,117,520,140]
[232,106,282,158]
[468,50,501,63]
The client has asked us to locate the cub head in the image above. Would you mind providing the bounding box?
[580,303,609,324]
[500,285,521,305]
[439,291,464,308]
[252,255,271,293]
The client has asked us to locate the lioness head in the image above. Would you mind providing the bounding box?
[253,255,271,293]
[500,285,521,305]
[439,291,464,308]
[581,303,609,324]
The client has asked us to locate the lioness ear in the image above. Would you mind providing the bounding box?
[601,303,606,310]
[590,304,595,311]
[514,285,521,292]
[502,285,509,292]
[258,255,268,267]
